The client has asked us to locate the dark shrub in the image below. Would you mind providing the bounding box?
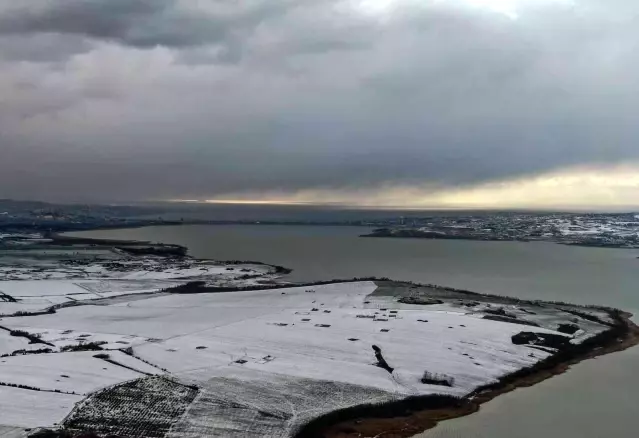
[557,323,580,335]
[421,371,455,387]
[61,342,106,352]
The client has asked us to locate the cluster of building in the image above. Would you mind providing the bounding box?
[365,213,639,248]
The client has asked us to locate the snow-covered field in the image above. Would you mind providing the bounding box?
[3,327,149,352]
[0,277,615,436]
[0,425,29,438]
[0,256,276,317]
[0,246,283,431]
[0,259,271,282]
[0,351,145,395]
[0,236,618,437]
[166,372,396,438]
[0,329,44,356]
[0,385,82,429]
[126,283,552,397]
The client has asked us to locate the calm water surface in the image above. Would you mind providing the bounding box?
[74,225,639,438]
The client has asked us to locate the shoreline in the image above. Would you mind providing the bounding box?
[302,311,639,438]
[361,232,639,250]
[53,228,639,437]
[49,232,293,274]
[62,223,639,250]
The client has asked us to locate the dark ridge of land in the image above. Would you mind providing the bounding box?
[361,228,639,249]
[158,277,391,295]
[48,233,188,256]
[295,310,639,438]
[49,233,152,246]
[294,395,467,438]
[0,220,185,234]
[361,228,522,241]
[1,220,370,236]
[50,233,292,273]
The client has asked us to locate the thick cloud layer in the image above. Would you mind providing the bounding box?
[1,0,638,205]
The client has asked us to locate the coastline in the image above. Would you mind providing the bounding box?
[56,221,639,249]
[302,310,639,438]
[361,232,639,250]
[55,229,639,438]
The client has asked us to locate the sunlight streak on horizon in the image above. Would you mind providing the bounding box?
[171,164,639,210]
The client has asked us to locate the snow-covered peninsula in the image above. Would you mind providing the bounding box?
[0,233,635,438]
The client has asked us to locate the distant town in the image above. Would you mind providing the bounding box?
[2,199,639,249]
[362,213,639,249]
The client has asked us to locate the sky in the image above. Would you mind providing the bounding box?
[1,0,638,209]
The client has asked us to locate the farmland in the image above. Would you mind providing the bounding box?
[64,376,198,438]
[0,233,635,437]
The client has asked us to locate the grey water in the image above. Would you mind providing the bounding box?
[73,224,639,438]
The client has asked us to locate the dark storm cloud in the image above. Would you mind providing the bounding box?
[1,0,638,204]
[0,1,198,47]
[0,0,307,51]
[0,33,92,62]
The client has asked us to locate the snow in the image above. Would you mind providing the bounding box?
[0,302,59,316]
[0,281,89,297]
[3,327,148,351]
[74,279,182,295]
[0,329,44,356]
[166,371,395,438]
[0,386,82,428]
[104,351,165,375]
[17,296,75,305]
[117,265,235,280]
[0,425,29,438]
[0,258,271,283]
[0,278,615,435]
[136,304,553,397]
[0,351,145,395]
[5,281,561,397]
[0,258,276,316]
[4,282,375,339]
[3,304,275,339]
[0,279,183,301]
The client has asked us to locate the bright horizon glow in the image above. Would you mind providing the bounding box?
[355,0,575,20]
[189,199,317,206]
[171,164,639,211]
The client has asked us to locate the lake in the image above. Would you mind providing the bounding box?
[72,224,639,438]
